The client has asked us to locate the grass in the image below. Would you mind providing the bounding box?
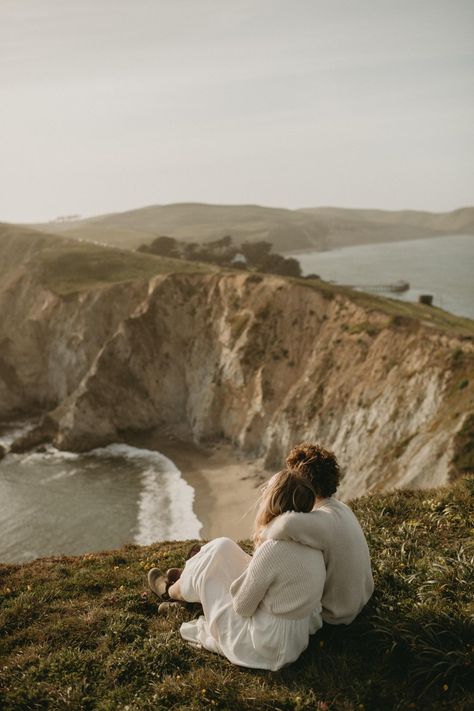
[295,276,474,339]
[34,243,216,295]
[0,477,473,711]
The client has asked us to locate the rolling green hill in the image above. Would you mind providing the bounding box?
[28,203,474,254]
[0,222,216,295]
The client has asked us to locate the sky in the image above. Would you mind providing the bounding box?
[1,0,473,222]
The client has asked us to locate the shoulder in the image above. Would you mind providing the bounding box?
[318,498,354,517]
[254,539,280,557]
[253,539,292,564]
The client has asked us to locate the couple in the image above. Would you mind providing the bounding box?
[148,443,374,671]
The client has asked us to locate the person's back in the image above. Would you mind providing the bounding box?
[263,442,374,625]
[176,468,328,670]
[264,497,374,624]
[231,539,325,624]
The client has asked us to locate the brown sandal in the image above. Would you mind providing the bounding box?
[147,568,171,600]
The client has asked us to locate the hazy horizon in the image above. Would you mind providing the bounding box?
[1,0,473,223]
[26,199,474,227]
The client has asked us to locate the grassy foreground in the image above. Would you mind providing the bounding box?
[0,478,473,711]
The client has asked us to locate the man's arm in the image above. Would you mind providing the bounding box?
[262,511,327,550]
[230,542,275,617]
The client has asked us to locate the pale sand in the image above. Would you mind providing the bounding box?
[124,430,269,541]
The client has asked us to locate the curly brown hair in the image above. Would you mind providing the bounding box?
[286,442,341,498]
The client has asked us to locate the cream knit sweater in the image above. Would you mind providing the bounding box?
[262,497,374,625]
[230,539,325,620]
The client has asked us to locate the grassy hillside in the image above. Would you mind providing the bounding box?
[28,203,474,254]
[29,204,329,253]
[0,223,216,295]
[301,206,474,233]
[0,477,472,710]
[2,221,474,341]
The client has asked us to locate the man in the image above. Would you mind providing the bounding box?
[262,442,374,625]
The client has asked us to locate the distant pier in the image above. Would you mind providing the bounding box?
[342,280,410,294]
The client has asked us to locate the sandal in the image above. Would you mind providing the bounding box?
[166,567,183,584]
[147,568,171,600]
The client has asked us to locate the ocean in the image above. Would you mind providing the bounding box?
[0,422,201,563]
[293,234,474,319]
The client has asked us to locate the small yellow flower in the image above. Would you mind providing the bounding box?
[443,684,449,692]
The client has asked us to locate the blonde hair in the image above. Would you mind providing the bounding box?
[253,468,316,548]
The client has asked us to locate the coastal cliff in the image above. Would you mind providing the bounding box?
[1,224,473,499]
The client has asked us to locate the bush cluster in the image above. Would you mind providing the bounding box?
[137,235,302,278]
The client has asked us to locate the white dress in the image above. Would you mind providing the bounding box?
[179,537,325,671]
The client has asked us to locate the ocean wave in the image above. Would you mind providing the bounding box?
[0,420,39,449]
[1,439,202,545]
[89,443,202,543]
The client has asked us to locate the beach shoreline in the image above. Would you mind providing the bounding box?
[123,429,268,542]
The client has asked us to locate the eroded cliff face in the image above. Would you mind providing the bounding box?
[1,261,472,499]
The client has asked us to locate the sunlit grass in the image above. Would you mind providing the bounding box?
[0,477,472,710]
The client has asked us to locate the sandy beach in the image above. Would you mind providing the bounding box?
[124,429,269,542]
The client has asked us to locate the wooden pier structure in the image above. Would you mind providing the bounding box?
[343,280,410,294]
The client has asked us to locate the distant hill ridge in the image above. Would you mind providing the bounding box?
[28,203,474,254]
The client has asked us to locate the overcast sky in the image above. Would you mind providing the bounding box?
[1,0,473,222]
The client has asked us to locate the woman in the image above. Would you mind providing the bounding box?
[149,469,326,670]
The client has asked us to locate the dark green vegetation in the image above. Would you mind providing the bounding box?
[137,234,302,277]
[1,478,472,710]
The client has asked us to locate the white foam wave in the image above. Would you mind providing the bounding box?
[0,420,38,449]
[1,439,202,544]
[40,468,80,483]
[20,446,81,464]
[86,443,202,543]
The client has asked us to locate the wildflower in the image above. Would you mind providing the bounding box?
[443,684,449,692]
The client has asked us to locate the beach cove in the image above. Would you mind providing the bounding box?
[0,421,265,564]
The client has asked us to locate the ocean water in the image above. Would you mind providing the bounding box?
[0,423,202,563]
[293,234,474,319]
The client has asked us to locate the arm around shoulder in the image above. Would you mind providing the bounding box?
[230,542,275,617]
[262,511,326,550]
